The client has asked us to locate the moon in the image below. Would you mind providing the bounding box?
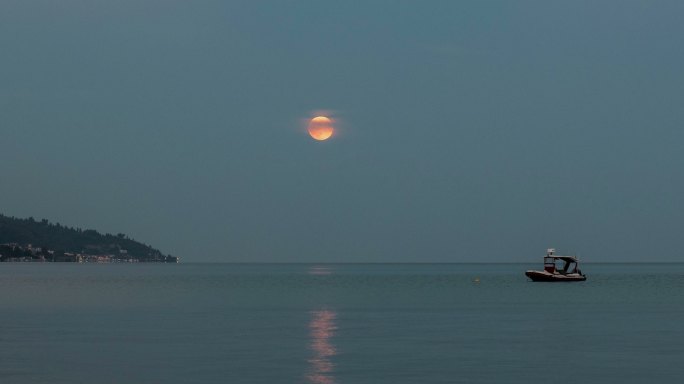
[308,116,334,141]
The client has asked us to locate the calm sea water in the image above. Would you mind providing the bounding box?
[1,263,683,383]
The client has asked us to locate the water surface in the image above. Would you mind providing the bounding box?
[1,263,682,383]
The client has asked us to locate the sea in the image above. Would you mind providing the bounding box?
[1,263,682,384]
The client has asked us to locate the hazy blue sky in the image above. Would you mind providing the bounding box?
[2,1,683,262]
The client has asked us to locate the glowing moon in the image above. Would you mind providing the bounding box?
[308,116,334,141]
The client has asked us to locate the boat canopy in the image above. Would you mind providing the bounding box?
[545,249,579,263]
[545,255,579,263]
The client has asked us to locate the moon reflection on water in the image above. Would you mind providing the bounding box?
[306,309,338,384]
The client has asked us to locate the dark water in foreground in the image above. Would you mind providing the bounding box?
[1,263,683,383]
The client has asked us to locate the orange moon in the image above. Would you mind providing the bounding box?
[308,116,334,141]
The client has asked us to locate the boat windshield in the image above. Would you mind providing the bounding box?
[555,259,578,274]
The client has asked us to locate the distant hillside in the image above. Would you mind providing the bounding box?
[0,213,176,262]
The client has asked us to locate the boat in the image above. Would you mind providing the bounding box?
[525,248,586,282]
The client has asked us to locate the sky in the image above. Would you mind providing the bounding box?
[1,1,683,262]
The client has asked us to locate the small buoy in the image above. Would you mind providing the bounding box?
[473,277,480,283]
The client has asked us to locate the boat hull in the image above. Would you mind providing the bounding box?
[525,270,586,282]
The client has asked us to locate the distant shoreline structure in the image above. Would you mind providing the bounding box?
[1,243,179,263]
[0,214,179,263]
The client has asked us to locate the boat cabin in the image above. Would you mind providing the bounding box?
[543,248,581,275]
